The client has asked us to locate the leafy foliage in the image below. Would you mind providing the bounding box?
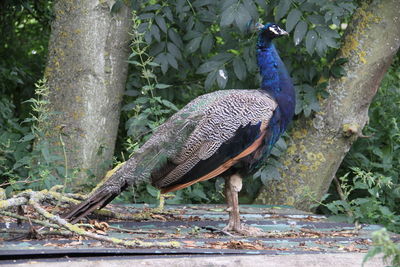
[320,168,400,232]
[0,1,60,194]
[126,0,355,108]
[0,97,31,185]
[0,0,52,116]
[0,79,79,196]
[363,228,400,267]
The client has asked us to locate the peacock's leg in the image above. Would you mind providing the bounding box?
[223,174,264,236]
[224,174,243,232]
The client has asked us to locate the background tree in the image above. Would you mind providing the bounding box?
[255,0,400,208]
[45,0,132,189]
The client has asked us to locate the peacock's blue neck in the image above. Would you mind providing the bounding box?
[256,39,296,132]
[257,40,280,93]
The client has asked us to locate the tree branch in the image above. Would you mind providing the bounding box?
[1,188,181,248]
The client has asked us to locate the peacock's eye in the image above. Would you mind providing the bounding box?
[268,26,279,35]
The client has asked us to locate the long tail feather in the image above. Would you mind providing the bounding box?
[63,163,129,223]
[62,185,125,223]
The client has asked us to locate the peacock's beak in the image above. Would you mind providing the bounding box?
[276,27,288,36]
[280,29,289,36]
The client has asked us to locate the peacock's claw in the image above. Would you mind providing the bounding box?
[223,223,264,236]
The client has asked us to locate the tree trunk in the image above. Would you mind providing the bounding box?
[255,0,400,210]
[45,0,131,189]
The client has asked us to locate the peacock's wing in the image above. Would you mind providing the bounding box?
[63,89,276,222]
[148,89,277,193]
[122,89,242,185]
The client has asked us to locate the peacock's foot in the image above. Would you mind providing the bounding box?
[223,223,264,236]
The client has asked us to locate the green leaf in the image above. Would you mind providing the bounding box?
[21,117,35,123]
[144,31,152,44]
[196,61,221,74]
[274,137,287,152]
[155,15,167,33]
[149,42,165,56]
[144,4,161,11]
[168,29,183,48]
[303,104,311,117]
[110,0,123,14]
[205,70,217,89]
[161,99,179,111]
[125,90,139,96]
[138,13,154,20]
[191,188,208,200]
[146,184,160,197]
[305,29,317,55]
[216,69,228,89]
[13,156,30,170]
[154,53,169,74]
[150,24,160,42]
[194,0,216,8]
[220,5,236,27]
[121,102,136,111]
[254,0,267,9]
[155,84,171,89]
[243,0,258,20]
[320,193,330,202]
[41,144,51,163]
[18,133,35,142]
[275,0,291,22]
[286,9,301,33]
[323,36,339,48]
[186,36,202,53]
[308,14,324,25]
[293,20,307,45]
[127,60,141,66]
[235,4,252,32]
[163,6,173,22]
[315,38,327,57]
[142,85,154,91]
[201,34,214,55]
[183,31,202,41]
[167,44,179,60]
[147,62,160,67]
[331,65,346,78]
[340,3,357,13]
[166,53,178,69]
[260,165,281,185]
[233,57,246,81]
[335,58,349,65]
[326,202,339,214]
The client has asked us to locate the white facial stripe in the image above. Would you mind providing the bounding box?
[268,26,280,35]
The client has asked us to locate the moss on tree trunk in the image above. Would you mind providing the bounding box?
[255,0,400,210]
[45,0,131,189]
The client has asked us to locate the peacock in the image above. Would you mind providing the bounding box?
[63,23,296,234]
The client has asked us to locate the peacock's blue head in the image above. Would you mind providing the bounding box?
[256,23,288,47]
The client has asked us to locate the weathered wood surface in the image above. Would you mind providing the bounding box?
[1,204,396,266]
